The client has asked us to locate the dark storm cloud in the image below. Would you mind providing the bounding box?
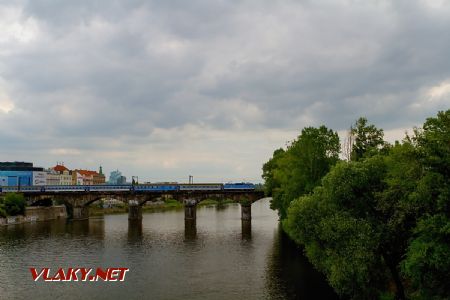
[1,0,449,180]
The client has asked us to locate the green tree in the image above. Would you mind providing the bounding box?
[264,110,449,299]
[284,152,424,299]
[265,126,340,219]
[350,117,386,161]
[0,200,6,218]
[402,109,450,299]
[375,141,424,300]
[284,157,391,299]
[2,193,26,216]
[262,148,285,197]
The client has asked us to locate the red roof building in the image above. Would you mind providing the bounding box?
[52,164,69,173]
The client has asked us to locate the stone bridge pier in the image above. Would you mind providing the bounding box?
[241,203,252,221]
[184,199,197,221]
[23,191,265,229]
[73,206,90,220]
[128,200,142,221]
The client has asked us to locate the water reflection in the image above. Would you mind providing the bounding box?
[241,219,252,240]
[0,199,339,300]
[184,218,197,240]
[127,220,143,243]
[265,225,339,299]
[0,218,106,242]
[66,218,105,239]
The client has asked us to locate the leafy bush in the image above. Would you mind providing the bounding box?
[2,193,26,216]
[0,204,6,218]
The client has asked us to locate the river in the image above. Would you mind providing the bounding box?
[0,198,338,299]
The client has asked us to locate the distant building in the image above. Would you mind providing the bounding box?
[0,162,44,186]
[60,170,72,185]
[108,170,126,185]
[72,168,105,185]
[46,169,61,185]
[73,170,84,185]
[72,170,92,185]
[53,164,69,173]
[93,166,106,185]
[32,171,47,186]
[47,164,72,185]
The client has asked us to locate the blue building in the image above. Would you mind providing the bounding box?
[0,162,44,187]
[108,170,127,185]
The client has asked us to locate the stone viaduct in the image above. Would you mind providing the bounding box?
[23,190,265,225]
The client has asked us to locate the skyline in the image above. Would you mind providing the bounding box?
[1,0,450,183]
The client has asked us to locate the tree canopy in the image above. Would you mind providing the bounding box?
[350,117,387,161]
[263,126,340,219]
[263,110,450,300]
[0,193,26,217]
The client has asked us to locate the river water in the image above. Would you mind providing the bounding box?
[0,198,338,300]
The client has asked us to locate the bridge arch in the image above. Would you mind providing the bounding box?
[20,190,265,220]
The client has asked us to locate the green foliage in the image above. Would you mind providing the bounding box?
[198,199,219,206]
[414,110,450,175]
[350,117,386,161]
[401,110,450,300]
[0,202,6,218]
[0,193,26,216]
[163,199,183,208]
[402,215,450,299]
[284,158,390,299]
[239,197,252,206]
[262,148,285,197]
[96,199,104,208]
[265,110,450,299]
[263,126,340,219]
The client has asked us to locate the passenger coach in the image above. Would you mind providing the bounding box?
[0,182,255,193]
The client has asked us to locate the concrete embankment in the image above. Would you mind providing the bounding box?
[0,205,67,226]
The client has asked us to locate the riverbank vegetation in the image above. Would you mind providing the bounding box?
[263,110,449,300]
[89,198,237,216]
[0,193,26,217]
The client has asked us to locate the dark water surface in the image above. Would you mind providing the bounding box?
[0,198,338,299]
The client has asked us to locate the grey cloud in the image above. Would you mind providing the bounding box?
[1,0,449,180]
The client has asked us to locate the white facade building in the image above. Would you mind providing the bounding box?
[60,170,72,185]
[46,169,60,185]
[32,171,47,186]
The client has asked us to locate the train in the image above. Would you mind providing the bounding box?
[0,182,255,193]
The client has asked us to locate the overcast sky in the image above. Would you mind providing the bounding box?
[0,0,449,183]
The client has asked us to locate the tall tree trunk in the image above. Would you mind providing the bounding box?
[382,252,407,300]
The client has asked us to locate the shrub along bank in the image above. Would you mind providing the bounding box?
[0,193,26,218]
